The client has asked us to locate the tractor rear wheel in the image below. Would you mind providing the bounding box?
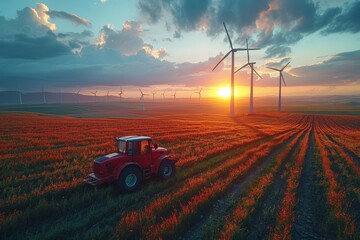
[117,166,142,193]
[158,159,176,180]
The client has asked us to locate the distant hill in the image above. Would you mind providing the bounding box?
[0,91,122,105]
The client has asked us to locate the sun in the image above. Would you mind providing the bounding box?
[217,87,232,98]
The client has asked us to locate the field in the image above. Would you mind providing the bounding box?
[0,103,359,239]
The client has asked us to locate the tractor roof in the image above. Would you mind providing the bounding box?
[115,136,152,142]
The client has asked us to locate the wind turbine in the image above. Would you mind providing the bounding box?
[151,90,157,103]
[119,87,124,102]
[171,91,176,101]
[234,39,262,115]
[267,62,290,112]
[106,90,110,103]
[76,89,81,103]
[139,88,149,111]
[91,91,98,103]
[42,88,46,104]
[194,88,202,102]
[162,90,166,100]
[18,89,22,105]
[212,22,259,117]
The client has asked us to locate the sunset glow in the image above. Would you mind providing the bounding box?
[217,87,239,99]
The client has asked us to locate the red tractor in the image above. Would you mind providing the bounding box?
[84,136,177,192]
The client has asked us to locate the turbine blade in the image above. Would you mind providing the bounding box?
[252,66,262,79]
[139,88,143,94]
[234,63,249,74]
[267,66,280,71]
[281,62,290,71]
[281,73,287,86]
[233,48,248,52]
[212,50,231,71]
[246,39,250,63]
[223,22,233,49]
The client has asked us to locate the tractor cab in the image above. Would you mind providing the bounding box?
[116,136,151,155]
[84,135,177,193]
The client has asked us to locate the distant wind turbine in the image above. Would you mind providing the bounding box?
[76,89,81,103]
[91,91,98,103]
[171,91,176,101]
[151,90,157,103]
[212,22,259,117]
[162,90,166,100]
[194,88,202,102]
[139,88,149,111]
[267,62,290,112]
[42,88,46,104]
[18,89,22,105]
[234,39,262,115]
[119,87,124,102]
[106,90,110,103]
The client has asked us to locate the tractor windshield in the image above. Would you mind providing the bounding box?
[117,140,127,153]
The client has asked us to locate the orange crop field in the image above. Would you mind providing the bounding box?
[0,109,359,239]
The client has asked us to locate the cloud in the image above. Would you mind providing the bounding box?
[0,43,224,91]
[46,10,92,27]
[96,21,168,59]
[0,4,55,38]
[288,50,360,86]
[138,0,360,58]
[0,3,93,59]
[322,1,360,34]
[0,32,71,59]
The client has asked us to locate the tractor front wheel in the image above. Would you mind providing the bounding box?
[158,159,176,180]
[117,166,142,193]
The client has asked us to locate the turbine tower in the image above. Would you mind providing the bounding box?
[42,88,46,104]
[234,39,262,114]
[91,91,98,103]
[119,87,123,102]
[212,22,259,117]
[162,90,166,100]
[194,88,202,102]
[267,62,290,112]
[106,90,110,103]
[139,88,148,111]
[18,89,22,105]
[171,91,176,101]
[76,89,81,103]
[151,90,156,103]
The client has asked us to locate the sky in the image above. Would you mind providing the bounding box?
[0,0,359,98]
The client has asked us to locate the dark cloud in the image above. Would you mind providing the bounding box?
[138,0,360,58]
[0,32,71,59]
[173,30,182,39]
[46,10,92,27]
[264,45,291,58]
[289,50,360,86]
[0,45,221,90]
[138,0,163,23]
[322,1,360,34]
[266,57,291,68]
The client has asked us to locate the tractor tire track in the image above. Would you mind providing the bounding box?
[179,129,304,240]
[293,117,320,240]
[243,128,310,240]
